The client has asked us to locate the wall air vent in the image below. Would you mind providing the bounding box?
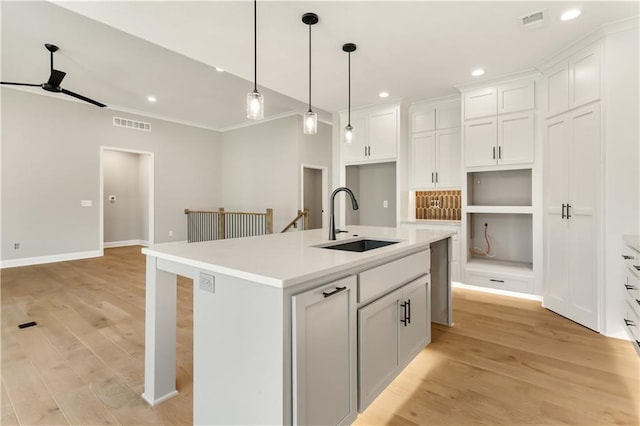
[113,116,151,132]
[520,9,548,30]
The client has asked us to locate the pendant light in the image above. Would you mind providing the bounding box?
[246,0,263,119]
[302,13,319,134]
[343,43,357,143]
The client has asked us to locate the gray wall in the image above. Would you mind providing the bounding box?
[303,168,322,229]
[103,149,149,245]
[346,162,396,227]
[1,88,221,261]
[220,115,332,233]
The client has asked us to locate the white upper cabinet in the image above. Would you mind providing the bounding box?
[544,44,601,118]
[463,77,536,168]
[497,80,535,114]
[463,87,497,120]
[411,106,436,133]
[341,104,399,164]
[411,99,461,131]
[410,132,436,188]
[435,100,461,129]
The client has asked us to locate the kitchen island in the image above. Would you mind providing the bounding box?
[142,225,454,425]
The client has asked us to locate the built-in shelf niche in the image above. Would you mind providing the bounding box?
[466,212,533,268]
[467,169,532,207]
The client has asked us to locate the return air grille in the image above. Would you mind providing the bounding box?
[520,9,547,30]
[113,116,151,131]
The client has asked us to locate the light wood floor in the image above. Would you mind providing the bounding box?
[1,246,638,425]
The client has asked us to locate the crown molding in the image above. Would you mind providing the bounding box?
[454,68,541,93]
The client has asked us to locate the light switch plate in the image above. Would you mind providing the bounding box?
[81,200,93,207]
[199,273,215,293]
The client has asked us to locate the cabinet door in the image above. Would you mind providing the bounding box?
[358,287,403,411]
[369,107,398,160]
[342,114,368,163]
[464,87,497,120]
[292,276,357,425]
[435,128,461,188]
[569,45,601,110]
[543,114,570,315]
[566,104,600,331]
[399,276,430,363]
[464,117,497,167]
[435,100,461,130]
[497,111,534,165]
[411,105,435,133]
[545,61,569,118]
[410,132,436,189]
[497,80,535,114]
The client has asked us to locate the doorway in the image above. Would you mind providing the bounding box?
[301,165,328,230]
[100,147,154,250]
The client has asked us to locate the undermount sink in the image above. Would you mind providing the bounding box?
[317,238,400,253]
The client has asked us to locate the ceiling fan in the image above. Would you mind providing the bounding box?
[1,43,106,108]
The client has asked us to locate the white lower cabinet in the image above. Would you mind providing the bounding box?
[358,275,431,411]
[292,276,357,426]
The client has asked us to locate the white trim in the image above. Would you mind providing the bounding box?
[454,68,541,93]
[219,111,299,132]
[301,164,329,229]
[141,390,179,407]
[453,281,543,302]
[1,250,102,269]
[538,29,605,72]
[104,240,149,248]
[602,16,639,35]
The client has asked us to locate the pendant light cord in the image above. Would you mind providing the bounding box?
[253,0,257,92]
[308,24,312,111]
[347,51,351,126]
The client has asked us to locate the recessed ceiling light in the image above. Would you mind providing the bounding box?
[147,96,157,103]
[379,91,389,98]
[471,68,485,77]
[561,9,581,21]
[215,67,224,72]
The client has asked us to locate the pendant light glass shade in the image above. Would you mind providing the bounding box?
[247,90,264,119]
[343,43,357,144]
[247,0,263,120]
[302,13,319,134]
[304,111,318,134]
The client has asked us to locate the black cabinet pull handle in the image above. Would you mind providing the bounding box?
[636,299,640,307]
[622,255,634,260]
[566,204,571,219]
[435,172,438,183]
[322,286,346,298]
[431,172,434,183]
[498,146,502,159]
[400,301,408,326]
[625,284,636,290]
[624,318,636,327]
[492,146,496,159]
[562,204,566,219]
[407,299,411,324]
[489,279,505,283]
[634,265,640,272]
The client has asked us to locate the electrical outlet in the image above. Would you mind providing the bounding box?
[169,230,173,237]
[383,200,388,208]
[14,243,20,250]
[199,273,215,293]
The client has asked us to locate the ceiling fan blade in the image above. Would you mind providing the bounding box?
[60,88,106,108]
[0,81,41,87]
[47,69,66,88]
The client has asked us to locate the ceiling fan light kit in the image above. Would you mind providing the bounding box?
[343,42,357,143]
[302,12,319,135]
[246,0,264,120]
[0,43,106,108]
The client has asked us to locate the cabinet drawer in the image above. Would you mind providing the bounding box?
[358,250,430,304]
[623,252,640,277]
[624,267,640,301]
[624,299,640,342]
[464,269,533,294]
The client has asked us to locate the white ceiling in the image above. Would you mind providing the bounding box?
[2,1,638,131]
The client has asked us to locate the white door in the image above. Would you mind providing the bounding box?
[497,111,534,166]
[435,128,461,188]
[358,287,402,411]
[410,132,436,189]
[566,104,600,330]
[399,276,430,362]
[292,276,357,425]
[464,117,497,167]
[544,114,570,315]
[369,108,398,160]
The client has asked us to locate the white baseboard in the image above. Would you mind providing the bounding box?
[0,250,103,269]
[104,240,149,248]
[452,281,543,302]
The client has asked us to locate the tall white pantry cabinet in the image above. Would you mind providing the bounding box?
[543,43,603,331]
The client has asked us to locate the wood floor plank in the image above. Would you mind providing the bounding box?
[2,246,638,425]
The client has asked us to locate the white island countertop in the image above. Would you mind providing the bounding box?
[142,225,454,288]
